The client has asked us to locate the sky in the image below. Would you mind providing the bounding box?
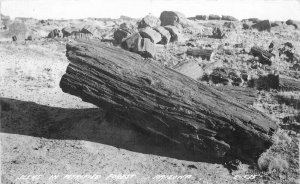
[1,0,300,21]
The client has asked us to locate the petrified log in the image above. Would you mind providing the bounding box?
[153,26,171,45]
[214,86,257,105]
[60,40,277,162]
[172,62,257,105]
[251,74,300,91]
[139,27,162,44]
[250,46,274,65]
[186,48,214,60]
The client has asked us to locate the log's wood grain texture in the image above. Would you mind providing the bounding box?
[60,40,277,162]
[214,86,257,105]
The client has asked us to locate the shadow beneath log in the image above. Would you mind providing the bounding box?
[0,97,223,164]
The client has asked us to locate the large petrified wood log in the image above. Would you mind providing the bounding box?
[60,40,277,162]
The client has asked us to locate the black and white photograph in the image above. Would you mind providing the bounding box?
[0,0,299,183]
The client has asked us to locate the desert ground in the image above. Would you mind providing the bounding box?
[0,12,299,184]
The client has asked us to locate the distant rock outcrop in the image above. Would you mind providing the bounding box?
[195,15,207,20]
[138,14,161,29]
[221,15,238,21]
[48,29,63,38]
[208,14,221,20]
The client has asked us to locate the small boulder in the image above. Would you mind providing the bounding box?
[153,26,171,45]
[210,68,242,86]
[139,27,162,43]
[286,19,299,29]
[208,14,221,20]
[12,36,18,41]
[221,15,238,21]
[164,25,181,42]
[271,21,282,27]
[119,22,136,31]
[160,11,189,27]
[114,29,133,44]
[138,14,161,28]
[122,33,155,58]
[251,20,271,32]
[195,15,207,20]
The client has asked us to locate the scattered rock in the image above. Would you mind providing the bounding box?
[242,23,250,29]
[114,29,134,44]
[291,63,300,71]
[62,27,79,37]
[81,25,97,35]
[138,14,161,29]
[279,42,294,62]
[250,46,274,65]
[160,11,189,27]
[271,21,282,27]
[164,25,181,42]
[244,18,261,24]
[251,20,271,32]
[209,68,243,86]
[153,26,171,45]
[286,19,299,29]
[139,27,162,43]
[12,36,18,41]
[48,29,63,38]
[187,164,197,169]
[186,48,214,60]
[26,35,33,41]
[70,32,92,40]
[209,68,231,85]
[195,15,207,20]
[119,22,136,32]
[223,22,236,29]
[122,33,156,58]
[212,27,225,39]
[208,14,221,20]
[221,15,238,21]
